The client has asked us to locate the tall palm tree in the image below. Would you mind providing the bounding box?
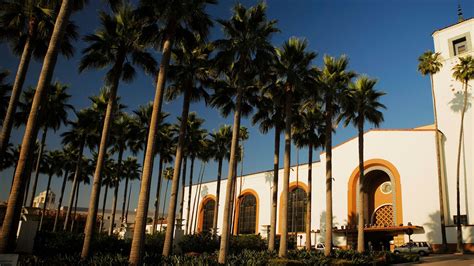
[209,125,232,236]
[160,166,174,229]
[16,82,73,207]
[0,0,85,252]
[38,149,63,231]
[273,37,315,257]
[98,157,115,233]
[119,156,141,224]
[0,70,12,124]
[160,34,213,257]
[131,0,215,262]
[185,114,208,234]
[417,51,447,251]
[79,4,157,259]
[70,156,93,232]
[318,55,355,256]
[339,76,385,252]
[293,103,324,250]
[452,55,474,253]
[109,112,134,228]
[52,145,76,232]
[210,3,278,263]
[61,108,97,231]
[0,0,78,162]
[152,123,175,233]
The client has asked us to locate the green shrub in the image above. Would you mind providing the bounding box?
[34,231,83,257]
[229,234,267,253]
[178,232,219,254]
[228,250,274,266]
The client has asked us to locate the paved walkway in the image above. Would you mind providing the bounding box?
[416,254,474,265]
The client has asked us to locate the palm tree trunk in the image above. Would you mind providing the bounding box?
[193,164,205,233]
[125,183,132,223]
[39,174,53,231]
[64,138,85,231]
[129,27,175,265]
[0,19,36,161]
[121,157,130,224]
[110,145,124,234]
[218,88,242,264]
[81,52,125,259]
[357,120,365,252]
[455,80,468,254]
[269,127,280,251]
[305,143,312,250]
[29,126,48,207]
[23,146,37,206]
[212,158,223,236]
[179,155,188,220]
[71,181,80,232]
[162,85,192,256]
[108,183,119,236]
[161,179,170,231]
[185,156,195,234]
[324,97,333,257]
[99,183,109,233]
[0,0,73,252]
[53,169,69,232]
[191,162,204,234]
[230,162,238,235]
[278,89,292,258]
[153,158,164,234]
[429,75,448,251]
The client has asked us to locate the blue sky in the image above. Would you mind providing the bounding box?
[1,0,472,213]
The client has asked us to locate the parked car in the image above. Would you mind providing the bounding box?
[315,243,340,252]
[393,241,432,256]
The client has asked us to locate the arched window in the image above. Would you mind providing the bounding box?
[288,187,307,233]
[237,194,257,234]
[201,199,215,232]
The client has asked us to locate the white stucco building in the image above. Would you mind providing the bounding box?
[33,190,55,210]
[183,18,474,252]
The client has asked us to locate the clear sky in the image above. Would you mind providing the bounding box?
[1,0,473,214]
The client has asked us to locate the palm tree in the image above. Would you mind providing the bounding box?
[339,76,385,252]
[109,112,134,228]
[16,82,73,207]
[160,166,174,230]
[318,55,355,256]
[61,108,97,231]
[119,156,141,224]
[209,125,232,236]
[38,150,63,231]
[273,37,316,257]
[0,0,84,252]
[79,4,157,259]
[252,75,285,250]
[131,0,215,262]
[417,51,447,251]
[185,114,208,234]
[98,157,115,233]
[152,123,175,233]
[52,145,76,232]
[0,0,78,162]
[70,156,93,232]
[293,102,324,250]
[210,3,278,263]
[452,55,474,253]
[0,70,12,124]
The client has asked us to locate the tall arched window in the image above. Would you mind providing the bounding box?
[288,187,307,233]
[237,194,257,234]
[202,200,215,232]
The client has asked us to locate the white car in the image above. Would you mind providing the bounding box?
[393,241,432,256]
[315,243,340,252]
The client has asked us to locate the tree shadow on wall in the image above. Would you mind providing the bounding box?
[318,211,341,246]
[424,211,443,244]
[449,91,471,113]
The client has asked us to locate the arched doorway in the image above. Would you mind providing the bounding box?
[197,195,216,233]
[234,189,259,235]
[347,159,404,250]
[288,187,307,233]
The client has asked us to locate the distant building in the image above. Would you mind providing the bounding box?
[33,190,55,209]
